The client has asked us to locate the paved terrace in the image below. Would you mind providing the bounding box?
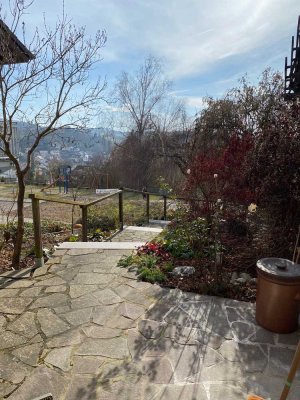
[0,226,299,399]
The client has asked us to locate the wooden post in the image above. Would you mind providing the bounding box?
[81,205,88,242]
[30,194,44,268]
[119,190,124,230]
[146,193,150,223]
[163,196,167,220]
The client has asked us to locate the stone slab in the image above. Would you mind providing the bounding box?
[92,288,123,305]
[69,284,98,299]
[0,288,20,297]
[0,330,28,350]
[106,314,137,330]
[71,355,106,374]
[45,285,67,293]
[0,352,32,384]
[62,308,93,326]
[2,279,33,289]
[64,375,101,400]
[137,357,174,384]
[0,297,33,314]
[7,311,39,338]
[82,326,122,339]
[37,308,70,337]
[119,302,145,320]
[67,248,99,255]
[46,329,82,348]
[12,342,42,366]
[0,381,17,398]
[45,346,73,371]
[59,241,145,249]
[92,305,118,325]
[76,337,129,359]
[8,365,69,400]
[70,293,100,310]
[73,272,115,285]
[138,319,166,339]
[97,381,161,400]
[30,293,68,309]
[124,226,163,233]
[19,287,42,297]
[155,384,208,399]
[209,384,246,400]
[34,276,66,286]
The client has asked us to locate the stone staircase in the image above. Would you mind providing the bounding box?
[59,225,164,250]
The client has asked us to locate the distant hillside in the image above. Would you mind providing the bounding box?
[16,122,124,156]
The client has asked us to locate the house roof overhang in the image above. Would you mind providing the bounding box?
[0,19,35,65]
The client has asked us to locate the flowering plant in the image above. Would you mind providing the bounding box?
[137,242,171,261]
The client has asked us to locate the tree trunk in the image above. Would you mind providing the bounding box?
[11,173,25,269]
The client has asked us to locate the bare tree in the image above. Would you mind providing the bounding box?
[110,57,191,188]
[0,0,107,267]
[116,56,171,139]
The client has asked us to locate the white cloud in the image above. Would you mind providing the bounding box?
[21,0,299,81]
[75,0,298,79]
[181,96,205,109]
[2,0,297,125]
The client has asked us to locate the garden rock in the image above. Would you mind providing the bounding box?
[230,272,238,283]
[171,266,195,277]
[235,278,247,284]
[240,273,251,282]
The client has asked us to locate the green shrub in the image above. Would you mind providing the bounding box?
[139,267,166,283]
[69,234,79,242]
[163,217,210,259]
[88,229,111,242]
[117,254,139,268]
[161,261,174,272]
[117,253,167,284]
[138,254,158,269]
[41,221,66,233]
[87,212,116,232]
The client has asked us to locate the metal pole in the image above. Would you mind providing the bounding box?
[119,190,124,230]
[163,196,167,220]
[81,205,88,242]
[146,193,150,223]
[31,195,44,268]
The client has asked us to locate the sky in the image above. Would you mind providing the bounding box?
[6,0,300,118]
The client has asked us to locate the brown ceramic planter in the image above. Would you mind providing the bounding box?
[256,258,300,334]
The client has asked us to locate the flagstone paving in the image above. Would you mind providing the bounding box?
[0,228,299,399]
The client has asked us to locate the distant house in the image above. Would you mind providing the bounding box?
[0,19,34,181]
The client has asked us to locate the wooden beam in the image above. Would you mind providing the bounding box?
[31,196,44,267]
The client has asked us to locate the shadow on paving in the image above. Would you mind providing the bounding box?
[0,244,300,400]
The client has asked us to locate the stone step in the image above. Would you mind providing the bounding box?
[124,225,163,233]
[148,219,171,227]
[58,241,144,250]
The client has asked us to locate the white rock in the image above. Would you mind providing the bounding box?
[172,266,195,277]
[230,272,238,283]
[235,278,246,284]
[240,273,251,282]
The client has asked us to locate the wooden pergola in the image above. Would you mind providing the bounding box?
[284,16,300,100]
[0,19,34,65]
